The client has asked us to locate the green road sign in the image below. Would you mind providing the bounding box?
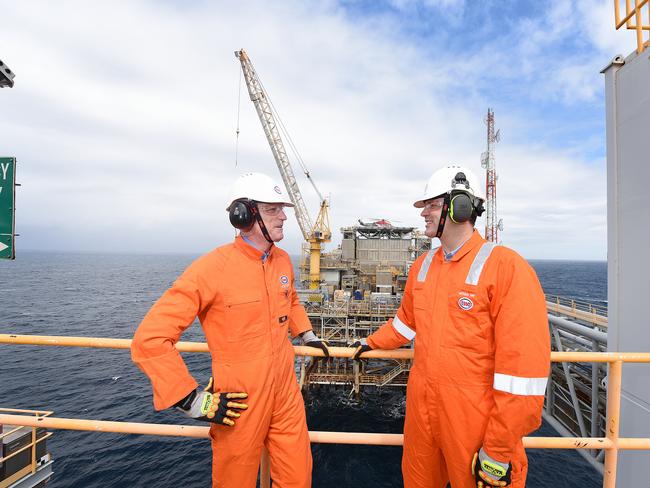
[0,157,16,259]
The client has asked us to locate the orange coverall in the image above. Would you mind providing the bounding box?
[367,230,550,487]
[131,236,313,487]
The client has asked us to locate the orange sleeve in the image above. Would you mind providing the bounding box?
[367,260,418,350]
[131,254,219,410]
[287,259,312,338]
[483,252,551,462]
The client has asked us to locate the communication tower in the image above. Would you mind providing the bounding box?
[480,108,503,242]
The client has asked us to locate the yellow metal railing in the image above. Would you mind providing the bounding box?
[545,294,608,328]
[614,0,650,53]
[0,408,53,488]
[1,334,650,488]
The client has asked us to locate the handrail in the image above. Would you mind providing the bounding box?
[2,334,650,488]
[0,333,411,359]
[3,413,649,450]
[0,409,53,488]
[3,332,650,363]
[614,0,650,53]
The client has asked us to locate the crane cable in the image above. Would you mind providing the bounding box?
[234,66,242,167]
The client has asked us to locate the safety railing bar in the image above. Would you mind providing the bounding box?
[617,438,650,449]
[0,427,52,446]
[615,0,650,28]
[0,407,53,415]
[0,424,25,440]
[0,414,624,450]
[0,432,52,463]
[4,334,650,363]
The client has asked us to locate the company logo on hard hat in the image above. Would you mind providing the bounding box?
[280,275,289,285]
[458,297,474,310]
[274,186,282,194]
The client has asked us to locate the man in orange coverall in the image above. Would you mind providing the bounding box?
[352,165,550,488]
[131,172,329,487]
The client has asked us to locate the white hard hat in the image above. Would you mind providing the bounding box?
[414,165,485,208]
[226,172,294,211]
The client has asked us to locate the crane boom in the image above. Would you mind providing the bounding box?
[235,49,313,241]
[235,49,331,290]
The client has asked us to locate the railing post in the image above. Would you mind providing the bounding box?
[603,360,622,488]
[590,339,601,458]
[31,425,36,474]
[259,447,271,488]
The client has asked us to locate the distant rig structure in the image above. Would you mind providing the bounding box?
[481,108,503,243]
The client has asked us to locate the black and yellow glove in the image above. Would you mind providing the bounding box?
[175,377,248,427]
[350,338,373,360]
[471,447,512,487]
[301,330,330,358]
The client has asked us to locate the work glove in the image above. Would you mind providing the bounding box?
[350,338,373,360]
[175,377,248,427]
[300,330,329,358]
[471,447,512,487]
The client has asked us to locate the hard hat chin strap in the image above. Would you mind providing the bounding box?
[434,194,451,239]
[251,204,274,243]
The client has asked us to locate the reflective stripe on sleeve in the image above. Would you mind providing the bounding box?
[465,242,497,285]
[493,373,548,396]
[417,249,437,282]
[392,315,416,340]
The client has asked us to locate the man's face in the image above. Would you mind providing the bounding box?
[420,198,445,238]
[257,202,288,242]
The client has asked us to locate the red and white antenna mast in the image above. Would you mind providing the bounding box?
[481,108,503,242]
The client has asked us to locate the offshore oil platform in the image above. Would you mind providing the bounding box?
[297,220,430,395]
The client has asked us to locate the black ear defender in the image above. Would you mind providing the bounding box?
[229,199,256,230]
[449,192,473,223]
[473,198,485,217]
[448,171,485,223]
[229,198,274,243]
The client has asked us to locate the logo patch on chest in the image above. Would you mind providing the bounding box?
[280,275,289,285]
[458,297,474,310]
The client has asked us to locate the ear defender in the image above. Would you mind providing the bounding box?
[449,193,474,223]
[474,198,485,217]
[229,199,255,230]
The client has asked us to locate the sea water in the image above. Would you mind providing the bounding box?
[0,252,604,487]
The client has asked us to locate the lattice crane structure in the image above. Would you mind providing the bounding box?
[235,49,331,289]
[480,108,503,243]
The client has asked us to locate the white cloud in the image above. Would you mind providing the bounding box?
[0,0,623,260]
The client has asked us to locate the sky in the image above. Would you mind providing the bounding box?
[0,0,639,260]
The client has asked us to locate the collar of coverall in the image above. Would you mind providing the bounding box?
[234,235,276,261]
[436,229,483,263]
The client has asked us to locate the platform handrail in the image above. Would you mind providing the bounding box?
[614,0,650,53]
[2,334,650,487]
[0,409,53,488]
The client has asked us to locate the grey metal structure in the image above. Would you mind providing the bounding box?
[603,49,650,487]
[544,314,607,473]
[0,59,15,88]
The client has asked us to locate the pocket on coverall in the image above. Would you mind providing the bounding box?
[224,295,265,342]
[443,290,491,353]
